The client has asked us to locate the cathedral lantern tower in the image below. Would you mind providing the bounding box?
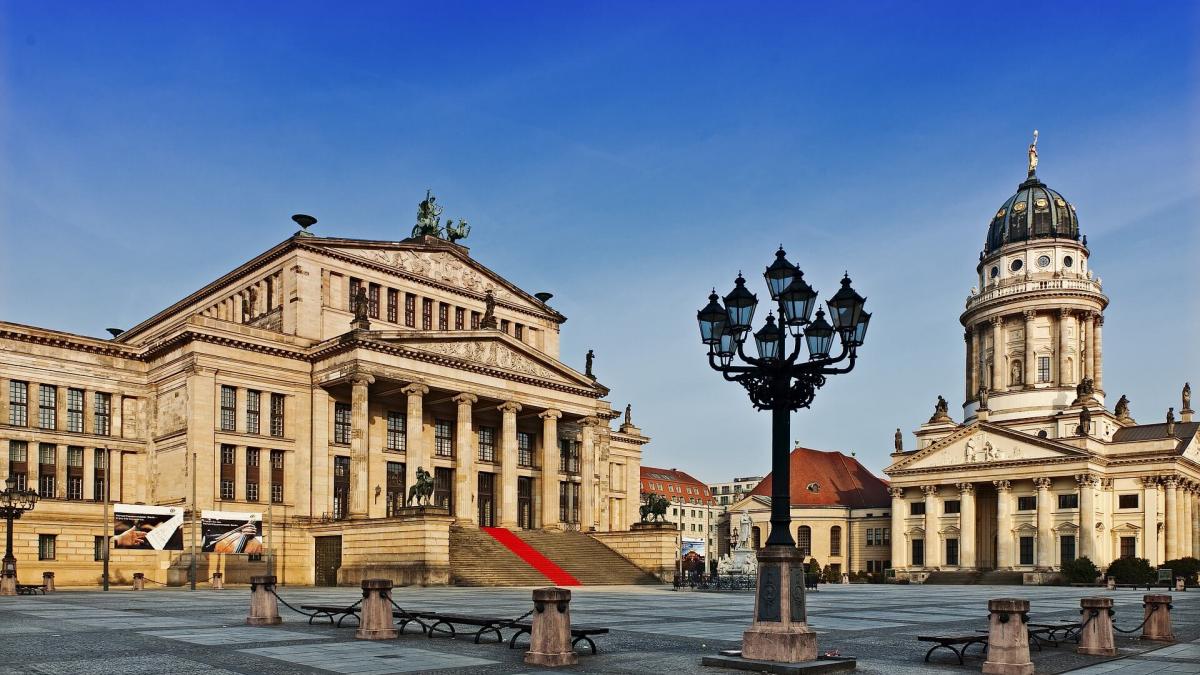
[960,133,1108,422]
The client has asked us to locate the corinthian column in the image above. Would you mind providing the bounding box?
[1082,313,1095,381]
[965,329,975,402]
[1191,484,1200,558]
[498,401,522,528]
[538,410,562,530]
[995,481,1014,569]
[1092,314,1104,392]
[402,383,429,496]
[1142,477,1160,564]
[1077,473,1096,561]
[991,317,1004,391]
[1034,477,1053,569]
[1165,476,1179,561]
[923,485,941,569]
[349,373,374,517]
[957,483,976,570]
[580,417,600,531]
[1058,309,1073,386]
[889,487,907,569]
[452,393,477,524]
[1023,310,1036,388]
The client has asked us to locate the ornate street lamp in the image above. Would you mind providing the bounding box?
[696,248,868,664]
[0,475,40,596]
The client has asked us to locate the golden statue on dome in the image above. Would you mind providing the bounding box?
[1027,129,1039,177]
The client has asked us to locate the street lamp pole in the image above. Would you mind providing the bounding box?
[1,475,40,596]
[102,447,111,591]
[696,247,868,664]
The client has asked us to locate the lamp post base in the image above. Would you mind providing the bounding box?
[0,573,15,596]
[741,545,818,663]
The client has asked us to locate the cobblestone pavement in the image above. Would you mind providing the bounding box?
[0,584,1196,674]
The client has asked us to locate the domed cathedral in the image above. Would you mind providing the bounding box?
[885,135,1200,583]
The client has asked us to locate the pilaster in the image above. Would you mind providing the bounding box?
[1092,314,1104,392]
[186,365,217,510]
[1022,309,1036,389]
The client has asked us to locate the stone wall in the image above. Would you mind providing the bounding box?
[325,513,453,586]
[590,525,678,581]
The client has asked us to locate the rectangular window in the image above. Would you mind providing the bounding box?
[946,538,959,566]
[1118,494,1139,509]
[38,443,56,498]
[455,307,465,330]
[1038,356,1051,383]
[93,448,106,502]
[404,293,416,327]
[911,539,924,566]
[38,384,57,429]
[8,441,28,492]
[910,502,926,516]
[422,298,433,330]
[368,283,380,319]
[434,467,454,513]
[270,393,285,437]
[333,456,350,519]
[470,311,480,330]
[1120,536,1136,559]
[438,302,449,330]
[944,500,961,514]
[38,534,56,561]
[515,324,524,340]
[66,388,84,432]
[1058,493,1079,509]
[221,445,236,466]
[1017,495,1037,511]
[517,432,533,467]
[349,277,360,310]
[334,402,352,444]
[94,536,106,562]
[883,527,890,545]
[559,481,580,524]
[559,438,580,474]
[246,390,261,434]
[1060,535,1076,564]
[387,288,398,323]
[500,319,510,334]
[220,385,236,431]
[94,392,111,436]
[386,411,406,451]
[246,448,260,502]
[270,449,284,503]
[866,528,876,546]
[1019,536,1035,565]
[477,426,496,462]
[9,381,28,426]
[434,419,453,457]
[66,446,83,500]
[220,478,235,500]
[386,461,405,517]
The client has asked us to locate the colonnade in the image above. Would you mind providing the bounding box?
[964,308,1102,400]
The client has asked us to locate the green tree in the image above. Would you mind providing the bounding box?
[1061,556,1099,584]
[1105,557,1155,585]
[1161,557,1200,584]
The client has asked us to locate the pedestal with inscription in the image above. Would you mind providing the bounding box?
[742,545,817,662]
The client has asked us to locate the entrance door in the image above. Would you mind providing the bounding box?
[314,536,342,586]
[517,477,533,529]
[477,472,495,526]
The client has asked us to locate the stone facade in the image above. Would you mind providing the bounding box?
[0,230,649,586]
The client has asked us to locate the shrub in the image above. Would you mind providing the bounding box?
[1061,556,1100,584]
[821,564,837,583]
[1162,557,1200,583]
[806,558,821,575]
[1105,556,1155,585]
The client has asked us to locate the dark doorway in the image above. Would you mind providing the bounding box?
[478,472,495,526]
[517,477,533,529]
[434,467,454,513]
[314,535,342,586]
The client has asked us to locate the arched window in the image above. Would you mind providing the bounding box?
[797,525,812,557]
[830,526,842,556]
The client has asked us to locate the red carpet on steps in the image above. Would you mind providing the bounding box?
[481,527,581,586]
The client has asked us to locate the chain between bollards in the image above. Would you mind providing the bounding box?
[1111,602,1158,634]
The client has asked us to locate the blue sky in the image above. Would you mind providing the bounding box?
[2,2,1197,482]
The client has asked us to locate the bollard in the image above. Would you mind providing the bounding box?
[1141,594,1174,642]
[355,579,399,640]
[246,575,282,626]
[1106,576,1115,590]
[211,572,223,590]
[524,587,578,667]
[1077,596,1116,656]
[42,572,55,593]
[132,572,145,591]
[982,598,1033,675]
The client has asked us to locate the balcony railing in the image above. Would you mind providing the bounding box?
[965,275,1103,310]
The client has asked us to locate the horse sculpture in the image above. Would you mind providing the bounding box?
[640,493,670,523]
[407,466,435,507]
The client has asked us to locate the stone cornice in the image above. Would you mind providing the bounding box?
[0,322,142,360]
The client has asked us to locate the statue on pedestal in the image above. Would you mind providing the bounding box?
[352,285,370,330]
[978,387,990,410]
[480,290,497,329]
[1027,129,1039,177]
[1183,382,1192,411]
[406,467,434,506]
[585,349,595,378]
[894,428,903,453]
[929,395,951,423]
[1114,394,1131,421]
[1077,405,1091,437]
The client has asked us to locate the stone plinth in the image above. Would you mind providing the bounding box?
[524,587,577,667]
[591,526,677,581]
[982,598,1033,675]
[246,575,282,626]
[1077,596,1116,656]
[326,513,453,586]
[211,572,223,590]
[132,572,145,591]
[42,571,55,592]
[631,521,677,532]
[702,652,856,674]
[356,579,399,640]
[0,573,14,597]
[1141,594,1174,642]
[741,545,817,664]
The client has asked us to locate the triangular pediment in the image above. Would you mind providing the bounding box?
[888,423,1091,473]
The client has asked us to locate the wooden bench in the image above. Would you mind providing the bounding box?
[395,611,502,642]
[1028,621,1081,647]
[507,623,610,655]
[16,584,45,596]
[917,634,988,665]
[299,604,360,627]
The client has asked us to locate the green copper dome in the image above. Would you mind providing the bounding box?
[985,175,1080,254]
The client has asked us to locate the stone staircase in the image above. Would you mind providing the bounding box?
[978,570,1026,585]
[924,570,983,585]
[514,530,661,585]
[448,526,554,587]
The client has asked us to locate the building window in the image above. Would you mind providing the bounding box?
[434,467,454,512]
[946,538,959,566]
[404,293,416,327]
[1038,356,1051,383]
[246,390,261,434]
[333,456,350,519]
[220,385,236,431]
[517,432,533,467]
[270,393,285,437]
[944,500,961,514]
[67,388,84,432]
[797,525,812,557]
[1118,494,1139,509]
[455,307,465,330]
[219,444,235,500]
[1019,536,1035,565]
[477,426,496,462]
[386,411,406,451]
[8,441,28,491]
[386,461,405,517]
[515,324,524,340]
[38,384,57,429]
[422,298,433,330]
[368,283,380,319]
[910,502,925,516]
[334,402,352,444]
[385,287,398,323]
[1060,535,1076,564]
[93,448,107,502]
[911,539,924,566]
[9,381,28,426]
[438,302,449,330]
[270,449,284,504]
[830,526,842,556]
[94,392,111,436]
[1120,536,1136,559]
[501,319,510,334]
[221,445,235,466]
[38,443,56,498]
[94,536,106,562]
[349,277,360,311]
[559,481,580,524]
[559,438,579,474]
[220,478,235,500]
[1017,496,1037,511]
[866,528,876,546]
[38,535,56,561]
[246,448,260,502]
[1058,493,1079,509]
[471,311,481,329]
[66,447,84,500]
[434,420,454,457]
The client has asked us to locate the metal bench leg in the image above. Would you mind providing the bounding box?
[571,635,598,655]
[509,628,528,649]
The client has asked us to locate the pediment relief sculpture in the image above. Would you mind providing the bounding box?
[332,246,523,306]
[408,339,561,381]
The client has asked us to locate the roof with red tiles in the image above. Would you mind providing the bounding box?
[640,466,716,506]
[748,445,890,508]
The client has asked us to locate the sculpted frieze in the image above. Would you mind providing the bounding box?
[335,247,514,302]
[410,339,559,380]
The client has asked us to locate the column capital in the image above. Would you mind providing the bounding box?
[452,392,478,406]
[350,373,375,386]
[887,487,905,499]
[921,485,939,496]
[1076,473,1098,488]
[993,480,1012,492]
[1093,312,1104,325]
[538,409,562,420]
[1163,475,1179,489]
[401,383,430,397]
[1058,307,1073,318]
[1023,309,1036,322]
[497,401,522,415]
[1033,477,1052,490]
[1141,476,1160,489]
[990,315,1004,327]
[580,416,604,427]
[956,482,975,495]
[964,328,973,340]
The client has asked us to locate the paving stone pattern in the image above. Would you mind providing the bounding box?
[0,584,1196,674]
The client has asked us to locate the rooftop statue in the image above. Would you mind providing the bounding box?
[894,427,903,453]
[412,190,470,242]
[585,349,595,378]
[1114,394,1131,420]
[929,394,951,423]
[624,404,633,427]
[1184,382,1192,411]
[1027,129,1039,177]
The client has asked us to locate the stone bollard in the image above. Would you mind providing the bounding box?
[1077,596,1117,656]
[982,598,1034,675]
[42,572,55,593]
[355,579,399,640]
[1141,594,1174,642]
[211,572,223,590]
[132,572,145,591]
[246,575,282,626]
[524,587,578,667]
[1106,576,1115,590]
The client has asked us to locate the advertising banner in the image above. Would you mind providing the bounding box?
[681,538,706,558]
[201,510,263,554]
[113,504,184,550]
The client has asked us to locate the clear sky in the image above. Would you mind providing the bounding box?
[2,2,1197,482]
